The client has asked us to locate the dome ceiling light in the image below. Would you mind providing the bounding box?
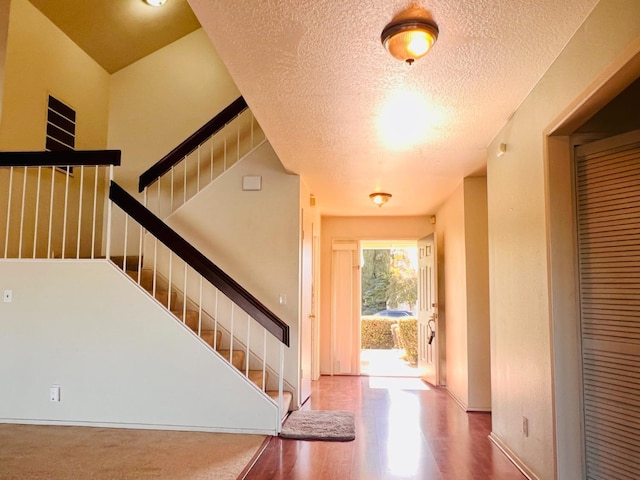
[370,192,392,207]
[143,0,168,6]
[381,15,439,65]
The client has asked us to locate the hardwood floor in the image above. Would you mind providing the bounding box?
[245,376,526,480]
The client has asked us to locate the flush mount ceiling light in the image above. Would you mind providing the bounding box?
[143,0,168,6]
[381,16,439,65]
[370,192,392,207]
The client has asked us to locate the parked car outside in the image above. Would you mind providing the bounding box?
[374,309,414,318]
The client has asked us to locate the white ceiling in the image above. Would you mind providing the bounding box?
[189,0,600,216]
[30,0,601,216]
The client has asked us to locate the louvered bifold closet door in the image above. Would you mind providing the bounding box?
[576,131,640,480]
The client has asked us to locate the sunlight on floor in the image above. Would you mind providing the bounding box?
[360,348,419,377]
[368,377,430,391]
[386,389,422,477]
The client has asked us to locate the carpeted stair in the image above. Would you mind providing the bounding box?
[113,256,292,419]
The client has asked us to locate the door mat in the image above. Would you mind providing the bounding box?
[279,410,355,442]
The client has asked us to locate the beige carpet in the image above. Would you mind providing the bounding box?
[0,423,266,480]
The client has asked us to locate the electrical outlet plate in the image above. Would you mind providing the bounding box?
[50,386,60,402]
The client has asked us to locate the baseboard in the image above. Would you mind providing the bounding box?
[0,418,277,436]
[238,435,272,480]
[489,432,539,480]
[444,388,491,412]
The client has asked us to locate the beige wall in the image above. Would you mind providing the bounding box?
[0,0,10,123]
[107,28,240,195]
[319,215,432,374]
[463,177,490,410]
[0,0,109,150]
[487,1,640,478]
[0,260,280,434]
[166,143,302,400]
[0,0,110,258]
[435,177,490,411]
[435,183,467,403]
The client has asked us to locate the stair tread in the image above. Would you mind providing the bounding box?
[267,390,294,418]
[217,349,245,370]
[248,370,268,391]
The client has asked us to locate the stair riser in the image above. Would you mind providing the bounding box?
[218,350,245,370]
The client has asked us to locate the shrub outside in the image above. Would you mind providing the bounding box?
[360,317,396,349]
[397,318,418,365]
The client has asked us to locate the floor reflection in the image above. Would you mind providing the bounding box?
[369,376,430,391]
[386,388,422,477]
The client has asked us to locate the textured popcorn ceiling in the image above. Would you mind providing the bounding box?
[190,0,600,216]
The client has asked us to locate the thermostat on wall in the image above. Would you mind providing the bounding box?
[242,175,262,191]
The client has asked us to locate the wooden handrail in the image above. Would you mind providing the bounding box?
[109,181,290,347]
[0,150,121,167]
[138,96,248,192]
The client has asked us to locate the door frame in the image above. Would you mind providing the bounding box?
[545,47,640,480]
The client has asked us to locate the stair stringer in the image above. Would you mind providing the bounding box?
[161,142,301,405]
[135,264,294,396]
[0,259,280,435]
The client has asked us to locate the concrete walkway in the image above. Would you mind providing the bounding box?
[360,348,419,377]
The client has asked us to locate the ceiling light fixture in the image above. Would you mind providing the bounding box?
[143,0,168,6]
[381,16,439,65]
[370,192,392,207]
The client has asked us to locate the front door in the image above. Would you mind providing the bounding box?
[418,234,438,385]
[331,240,359,375]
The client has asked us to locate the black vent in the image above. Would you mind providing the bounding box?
[46,95,76,173]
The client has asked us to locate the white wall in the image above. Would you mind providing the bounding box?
[0,260,279,434]
[165,143,302,401]
[487,1,640,478]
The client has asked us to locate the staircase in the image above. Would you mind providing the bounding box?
[114,255,293,418]
[0,98,294,434]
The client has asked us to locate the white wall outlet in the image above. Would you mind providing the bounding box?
[279,294,287,305]
[3,290,12,303]
[50,386,61,402]
[522,416,529,437]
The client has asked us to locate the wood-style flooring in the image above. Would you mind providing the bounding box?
[245,376,527,480]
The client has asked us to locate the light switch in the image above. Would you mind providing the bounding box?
[3,290,11,303]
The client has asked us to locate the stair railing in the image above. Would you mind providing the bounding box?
[0,151,121,259]
[138,97,265,219]
[109,181,289,426]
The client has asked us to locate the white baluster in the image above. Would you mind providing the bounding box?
[76,165,84,259]
[33,166,42,258]
[18,166,27,258]
[105,165,113,260]
[246,314,251,377]
[90,166,98,259]
[4,166,13,258]
[198,276,203,337]
[122,214,128,271]
[47,167,54,258]
[61,165,70,259]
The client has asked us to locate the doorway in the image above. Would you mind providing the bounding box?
[359,241,419,377]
